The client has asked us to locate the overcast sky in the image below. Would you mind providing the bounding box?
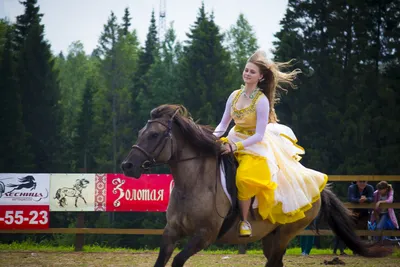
[1,0,288,58]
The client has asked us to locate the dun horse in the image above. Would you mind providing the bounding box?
[121,104,390,267]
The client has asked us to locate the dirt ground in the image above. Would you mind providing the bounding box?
[1,251,399,267]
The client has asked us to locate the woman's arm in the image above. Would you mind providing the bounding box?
[385,189,394,203]
[235,96,270,150]
[213,91,235,138]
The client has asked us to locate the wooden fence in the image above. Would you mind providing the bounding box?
[1,175,399,252]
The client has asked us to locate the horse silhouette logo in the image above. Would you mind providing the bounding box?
[54,178,89,208]
[6,175,37,193]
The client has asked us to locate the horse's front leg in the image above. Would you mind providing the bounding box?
[81,195,87,204]
[154,224,183,267]
[75,196,78,207]
[171,228,216,267]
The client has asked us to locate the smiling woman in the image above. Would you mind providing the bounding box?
[213,49,328,238]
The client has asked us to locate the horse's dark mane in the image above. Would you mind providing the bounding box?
[19,176,34,183]
[150,104,222,155]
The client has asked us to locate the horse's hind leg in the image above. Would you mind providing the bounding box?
[171,228,215,267]
[154,225,183,267]
[262,225,304,267]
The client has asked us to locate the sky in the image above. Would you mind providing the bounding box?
[1,0,288,59]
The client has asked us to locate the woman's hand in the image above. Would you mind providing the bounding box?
[221,142,236,155]
[375,201,383,210]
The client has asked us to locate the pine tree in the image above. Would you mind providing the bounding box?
[132,10,159,132]
[14,0,62,172]
[0,25,32,172]
[72,78,96,172]
[178,3,234,124]
[121,7,132,37]
[226,13,259,78]
[134,10,159,97]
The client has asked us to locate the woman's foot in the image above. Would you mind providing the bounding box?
[239,220,252,237]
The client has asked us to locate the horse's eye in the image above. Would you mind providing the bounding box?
[151,133,159,139]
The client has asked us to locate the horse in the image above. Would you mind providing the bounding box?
[54,178,89,208]
[6,175,37,193]
[121,104,391,267]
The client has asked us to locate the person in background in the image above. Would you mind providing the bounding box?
[370,181,399,241]
[300,219,316,255]
[348,180,374,232]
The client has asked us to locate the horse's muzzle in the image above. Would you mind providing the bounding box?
[121,161,142,179]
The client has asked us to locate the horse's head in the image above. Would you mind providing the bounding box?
[76,178,89,188]
[121,105,182,178]
[121,104,221,179]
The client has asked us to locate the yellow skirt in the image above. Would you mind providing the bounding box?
[231,123,328,225]
[235,152,327,224]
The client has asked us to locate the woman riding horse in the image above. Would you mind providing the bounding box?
[213,50,328,237]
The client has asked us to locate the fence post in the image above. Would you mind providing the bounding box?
[238,244,247,254]
[74,212,85,251]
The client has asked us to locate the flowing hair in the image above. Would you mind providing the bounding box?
[247,50,301,122]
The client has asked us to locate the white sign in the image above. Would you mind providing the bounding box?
[0,173,50,205]
[50,173,95,211]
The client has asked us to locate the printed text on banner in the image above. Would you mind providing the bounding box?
[106,174,174,212]
[0,205,49,230]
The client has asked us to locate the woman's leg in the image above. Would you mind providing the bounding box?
[300,236,307,254]
[235,154,274,237]
[376,213,388,241]
[305,236,314,255]
[239,199,252,222]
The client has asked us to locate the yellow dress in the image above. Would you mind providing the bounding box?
[227,89,328,224]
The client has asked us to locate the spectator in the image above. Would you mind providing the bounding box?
[300,220,316,255]
[370,181,399,240]
[348,180,374,232]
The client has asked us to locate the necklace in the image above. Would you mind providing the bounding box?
[241,85,259,99]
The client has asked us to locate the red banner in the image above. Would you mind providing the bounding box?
[0,205,49,229]
[105,174,174,212]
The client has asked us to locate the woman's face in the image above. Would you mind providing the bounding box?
[242,62,263,85]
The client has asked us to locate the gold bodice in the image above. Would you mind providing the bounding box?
[231,89,263,133]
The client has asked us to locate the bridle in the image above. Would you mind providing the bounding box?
[130,107,233,219]
[131,108,204,171]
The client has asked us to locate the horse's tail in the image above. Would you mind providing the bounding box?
[319,186,392,257]
[6,183,18,188]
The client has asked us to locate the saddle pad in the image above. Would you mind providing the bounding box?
[220,162,259,209]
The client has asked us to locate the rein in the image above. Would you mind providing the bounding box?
[131,108,208,171]
[131,108,232,220]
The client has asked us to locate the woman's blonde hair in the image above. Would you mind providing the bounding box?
[247,50,301,122]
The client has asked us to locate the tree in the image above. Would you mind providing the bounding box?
[120,7,131,37]
[132,10,159,132]
[15,0,62,172]
[0,25,32,172]
[226,13,259,78]
[72,77,96,172]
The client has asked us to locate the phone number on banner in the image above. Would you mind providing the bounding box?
[0,205,49,230]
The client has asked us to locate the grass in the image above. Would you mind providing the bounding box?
[0,241,399,267]
[0,240,355,255]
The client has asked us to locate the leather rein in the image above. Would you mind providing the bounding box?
[131,109,205,171]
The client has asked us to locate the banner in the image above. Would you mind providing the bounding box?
[106,174,174,212]
[50,173,96,211]
[0,173,50,205]
[0,205,49,230]
[0,173,175,213]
